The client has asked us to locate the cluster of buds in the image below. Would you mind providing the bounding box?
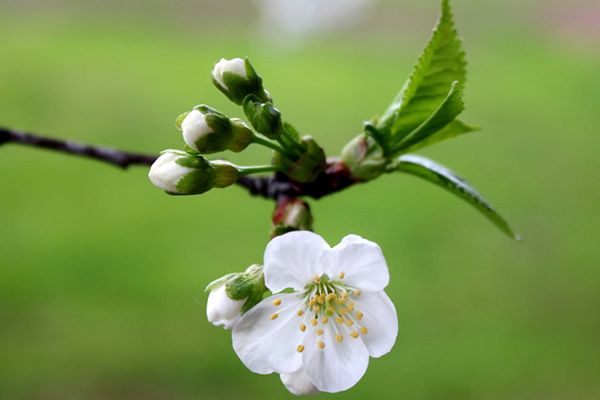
[205,264,267,329]
[148,57,328,195]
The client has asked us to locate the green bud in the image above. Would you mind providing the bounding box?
[148,150,240,195]
[223,264,267,313]
[272,136,326,183]
[243,95,282,139]
[212,57,269,105]
[341,134,390,181]
[178,105,255,154]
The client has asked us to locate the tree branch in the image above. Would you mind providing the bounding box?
[0,126,358,201]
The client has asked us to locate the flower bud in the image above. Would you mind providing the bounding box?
[341,134,390,181]
[271,198,313,237]
[243,95,282,139]
[272,136,326,183]
[148,150,239,195]
[178,105,254,154]
[212,57,269,105]
[205,265,267,330]
[206,284,245,330]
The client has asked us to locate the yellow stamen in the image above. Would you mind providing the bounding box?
[300,324,306,332]
[316,329,324,336]
[310,319,318,326]
[353,289,362,297]
[347,302,355,312]
[339,271,345,279]
[350,331,359,339]
[345,319,354,326]
[313,276,321,284]
[335,334,344,343]
[321,317,329,324]
[312,305,319,312]
[335,317,344,324]
[297,345,305,353]
[271,313,279,320]
[317,341,325,349]
[297,310,304,317]
[325,293,337,302]
[272,298,281,306]
[355,311,364,320]
[317,294,325,304]
[360,326,368,335]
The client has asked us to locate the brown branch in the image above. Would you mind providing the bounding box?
[0,126,358,201]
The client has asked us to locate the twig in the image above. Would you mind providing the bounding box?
[0,126,357,201]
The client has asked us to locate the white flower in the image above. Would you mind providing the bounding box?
[212,58,248,92]
[206,284,245,330]
[232,231,398,394]
[181,109,213,151]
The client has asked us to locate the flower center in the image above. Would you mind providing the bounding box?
[295,273,368,351]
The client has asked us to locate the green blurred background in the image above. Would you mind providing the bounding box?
[1,0,598,398]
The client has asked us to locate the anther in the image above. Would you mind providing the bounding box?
[310,319,318,326]
[339,272,345,279]
[300,324,307,332]
[335,334,343,343]
[316,329,324,336]
[297,345,305,353]
[335,317,344,324]
[272,298,281,306]
[345,319,354,326]
[355,311,364,320]
[271,313,279,320]
[297,310,304,317]
[353,289,362,297]
[350,331,359,339]
[317,341,325,349]
[360,326,368,335]
[322,317,329,324]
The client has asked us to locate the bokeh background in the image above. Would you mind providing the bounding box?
[1,0,599,399]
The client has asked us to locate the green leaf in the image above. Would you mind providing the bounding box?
[398,119,479,154]
[391,80,466,153]
[378,0,467,142]
[394,154,520,240]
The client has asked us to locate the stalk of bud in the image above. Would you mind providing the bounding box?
[148,150,239,195]
[177,105,254,154]
[212,58,269,105]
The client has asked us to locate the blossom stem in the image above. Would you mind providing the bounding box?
[238,165,280,176]
[252,135,297,159]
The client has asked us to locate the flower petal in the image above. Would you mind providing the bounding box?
[353,291,398,358]
[232,293,305,374]
[303,319,370,393]
[280,369,319,396]
[264,231,330,292]
[320,234,389,292]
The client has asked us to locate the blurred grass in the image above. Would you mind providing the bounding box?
[1,1,599,399]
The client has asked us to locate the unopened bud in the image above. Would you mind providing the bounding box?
[148,150,239,195]
[243,96,282,139]
[205,265,267,329]
[272,136,326,183]
[341,134,390,181]
[178,105,253,154]
[212,57,269,105]
[271,198,313,237]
